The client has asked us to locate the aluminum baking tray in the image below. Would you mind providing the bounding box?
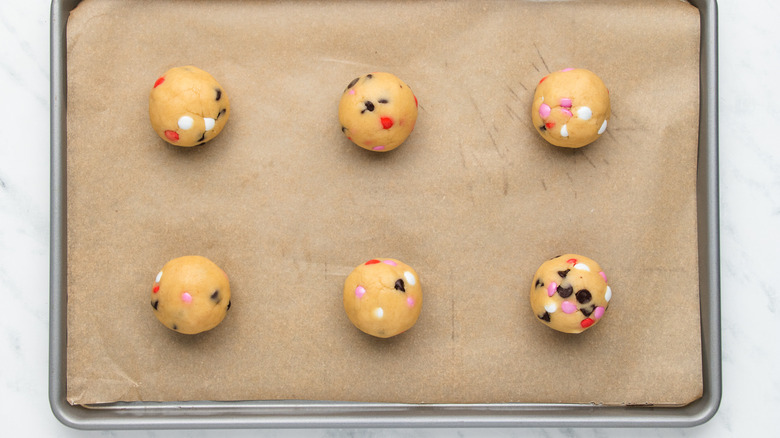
[49,0,720,429]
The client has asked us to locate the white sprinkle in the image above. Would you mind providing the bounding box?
[544,302,557,313]
[204,118,216,131]
[598,119,608,135]
[605,286,612,302]
[374,307,384,319]
[404,271,416,286]
[573,263,591,272]
[577,106,592,120]
[178,116,194,130]
[560,124,568,138]
[155,271,163,283]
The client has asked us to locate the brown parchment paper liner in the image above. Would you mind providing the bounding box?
[66,0,702,406]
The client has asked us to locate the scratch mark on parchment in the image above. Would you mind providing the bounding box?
[534,43,550,73]
[578,149,597,169]
[505,104,521,121]
[541,179,547,191]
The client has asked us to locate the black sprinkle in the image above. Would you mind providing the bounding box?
[361,101,375,113]
[346,77,359,90]
[197,132,206,142]
[217,108,226,119]
[534,278,543,288]
[215,88,222,101]
[557,284,573,298]
[394,279,406,292]
[539,312,551,322]
[557,269,570,279]
[575,289,592,304]
[211,290,221,303]
[151,300,159,310]
[378,99,389,104]
[227,300,232,310]
[580,305,596,317]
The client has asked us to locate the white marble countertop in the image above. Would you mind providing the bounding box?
[1,0,777,436]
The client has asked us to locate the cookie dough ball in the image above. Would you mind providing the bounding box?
[149,66,230,147]
[530,254,612,334]
[151,256,231,334]
[531,68,610,148]
[343,258,422,338]
[338,72,418,152]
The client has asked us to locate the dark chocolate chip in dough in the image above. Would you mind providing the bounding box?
[197,132,206,142]
[378,99,389,104]
[227,300,232,310]
[366,74,373,79]
[346,77,359,90]
[535,278,544,288]
[575,289,592,304]
[540,125,547,132]
[539,312,551,322]
[361,101,375,113]
[210,290,221,304]
[557,269,570,279]
[172,324,178,331]
[151,300,159,310]
[556,284,573,298]
[394,279,406,292]
[341,126,347,133]
[217,108,226,119]
[215,88,222,101]
[580,304,596,317]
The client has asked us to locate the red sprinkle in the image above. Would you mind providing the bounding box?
[365,259,381,265]
[153,285,159,293]
[539,76,547,84]
[380,117,394,129]
[164,130,179,141]
[545,122,555,130]
[414,95,418,108]
[154,77,165,88]
[566,258,578,264]
[580,318,595,329]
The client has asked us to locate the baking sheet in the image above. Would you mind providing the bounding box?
[64,0,703,407]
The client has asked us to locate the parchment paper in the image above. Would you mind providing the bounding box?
[65,0,703,406]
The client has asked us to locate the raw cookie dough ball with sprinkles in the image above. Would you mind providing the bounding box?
[151,255,231,334]
[149,66,230,147]
[531,68,610,148]
[529,254,612,334]
[343,258,422,338]
[338,72,418,152]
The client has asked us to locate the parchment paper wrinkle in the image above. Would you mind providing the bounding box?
[66,0,702,406]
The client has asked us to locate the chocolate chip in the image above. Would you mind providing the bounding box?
[210,290,221,303]
[366,74,373,79]
[575,289,592,304]
[580,305,596,317]
[216,108,226,119]
[378,99,389,104]
[197,132,206,142]
[557,269,570,279]
[346,77,359,90]
[215,88,222,101]
[361,101,375,113]
[557,284,573,298]
[535,278,544,288]
[172,324,178,331]
[341,126,347,133]
[539,312,551,322]
[394,279,406,292]
[151,300,159,310]
[540,125,547,131]
[227,300,231,310]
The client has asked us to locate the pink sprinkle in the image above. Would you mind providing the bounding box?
[547,281,557,297]
[181,292,192,304]
[599,271,607,283]
[560,108,573,117]
[382,260,397,266]
[561,301,577,314]
[355,285,366,298]
[539,103,551,119]
[593,306,606,319]
[560,98,572,108]
[372,145,386,151]
[349,89,356,95]
[406,297,415,307]
[561,68,574,72]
